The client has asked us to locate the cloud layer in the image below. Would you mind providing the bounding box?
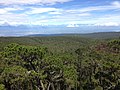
[0,0,120,26]
[0,0,72,5]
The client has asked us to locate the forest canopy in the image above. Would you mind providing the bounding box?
[0,37,120,90]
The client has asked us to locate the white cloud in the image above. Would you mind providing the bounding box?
[78,13,91,16]
[67,6,117,13]
[111,1,120,7]
[0,6,28,25]
[49,11,62,15]
[79,6,110,12]
[27,7,61,14]
[0,0,72,5]
[93,15,120,23]
[0,9,7,14]
[0,7,23,14]
[94,22,120,26]
[30,20,49,25]
[0,13,29,25]
[0,1,120,26]
[67,24,79,27]
[67,1,120,13]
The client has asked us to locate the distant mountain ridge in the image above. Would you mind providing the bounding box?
[27,32,120,39]
[0,23,120,36]
[77,32,120,39]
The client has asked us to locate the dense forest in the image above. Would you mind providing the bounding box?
[0,33,120,90]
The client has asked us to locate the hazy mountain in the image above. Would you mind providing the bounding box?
[0,24,120,36]
[27,32,120,39]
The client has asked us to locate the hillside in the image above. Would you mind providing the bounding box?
[0,36,93,53]
[78,32,120,39]
[0,36,120,90]
[0,32,120,90]
[28,32,120,39]
[0,32,119,52]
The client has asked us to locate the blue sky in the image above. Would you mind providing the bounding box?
[0,0,120,26]
[0,0,120,36]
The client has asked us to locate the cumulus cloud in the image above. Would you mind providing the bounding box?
[111,1,120,7]
[0,0,72,5]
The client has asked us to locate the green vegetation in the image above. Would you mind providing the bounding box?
[0,34,120,90]
[0,36,93,53]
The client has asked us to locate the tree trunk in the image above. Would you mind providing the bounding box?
[47,82,50,90]
[40,80,45,90]
[66,85,71,90]
[56,83,60,90]
[51,83,55,90]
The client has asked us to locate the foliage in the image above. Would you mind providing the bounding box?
[0,37,120,90]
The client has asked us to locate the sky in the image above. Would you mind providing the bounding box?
[0,0,120,36]
[0,0,120,26]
